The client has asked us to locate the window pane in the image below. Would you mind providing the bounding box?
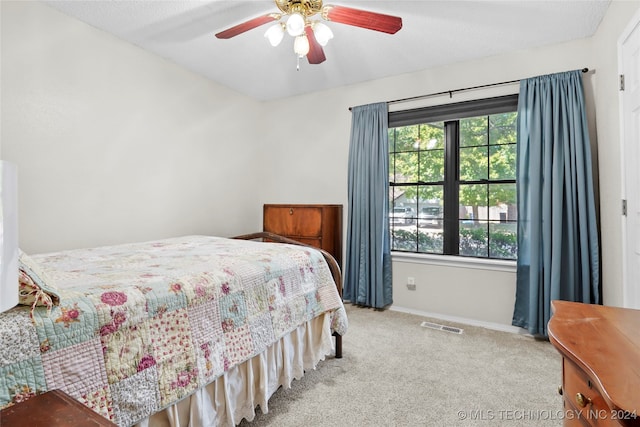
[489,112,517,145]
[417,187,443,254]
[489,222,517,259]
[418,187,443,229]
[394,125,421,152]
[390,196,418,226]
[393,152,419,183]
[459,184,488,221]
[418,122,445,150]
[390,186,404,210]
[489,183,516,220]
[459,221,488,257]
[459,146,488,181]
[460,116,488,147]
[418,186,443,205]
[391,224,420,251]
[389,152,396,182]
[390,188,418,252]
[489,144,516,180]
[391,228,417,251]
[419,149,445,182]
[418,230,444,254]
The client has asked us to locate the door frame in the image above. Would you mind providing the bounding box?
[618,7,640,309]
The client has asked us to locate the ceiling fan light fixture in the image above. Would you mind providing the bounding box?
[286,13,306,36]
[264,23,285,46]
[312,21,333,46]
[215,0,403,66]
[293,34,310,57]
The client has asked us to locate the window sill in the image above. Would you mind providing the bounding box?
[391,251,517,273]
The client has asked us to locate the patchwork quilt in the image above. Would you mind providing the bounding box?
[0,235,347,426]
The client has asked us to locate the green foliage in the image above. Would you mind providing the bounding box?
[458,225,517,259]
[389,123,445,201]
[418,231,444,253]
[391,225,516,260]
[457,113,517,206]
[488,226,517,259]
[391,229,443,253]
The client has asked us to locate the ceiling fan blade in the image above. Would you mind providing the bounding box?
[215,14,278,39]
[305,26,326,65]
[323,5,402,34]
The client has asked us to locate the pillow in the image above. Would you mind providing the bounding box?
[18,250,60,309]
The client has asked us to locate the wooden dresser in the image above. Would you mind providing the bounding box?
[263,204,343,269]
[548,301,640,426]
[0,389,117,426]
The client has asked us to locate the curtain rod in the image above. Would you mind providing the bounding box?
[348,68,590,111]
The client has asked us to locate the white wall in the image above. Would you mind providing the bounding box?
[1,1,263,254]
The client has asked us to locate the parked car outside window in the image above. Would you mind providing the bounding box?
[390,206,415,225]
[418,206,442,228]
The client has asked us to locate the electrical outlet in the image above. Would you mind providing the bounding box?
[407,277,415,285]
[406,283,416,291]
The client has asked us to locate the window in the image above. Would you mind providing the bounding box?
[388,95,518,260]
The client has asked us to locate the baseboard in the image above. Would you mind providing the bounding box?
[389,305,531,335]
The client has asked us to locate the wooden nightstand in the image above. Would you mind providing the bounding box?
[548,301,640,427]
[0,389,116,426]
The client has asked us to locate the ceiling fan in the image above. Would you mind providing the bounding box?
[215,0,402,67]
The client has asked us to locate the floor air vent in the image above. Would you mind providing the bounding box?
[420,321,463,334]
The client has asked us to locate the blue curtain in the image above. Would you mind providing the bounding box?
[344,102,393,308]
[512,70,600,336]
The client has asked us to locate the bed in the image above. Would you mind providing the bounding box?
[0,232,347,426]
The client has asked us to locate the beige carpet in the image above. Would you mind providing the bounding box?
[239,304,564,427]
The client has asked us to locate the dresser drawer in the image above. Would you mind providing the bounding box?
[549,302,640,427]
[263,206,323,237]
[563,358,619,426]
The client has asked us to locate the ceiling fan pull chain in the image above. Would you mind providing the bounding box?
[296,55,300,71]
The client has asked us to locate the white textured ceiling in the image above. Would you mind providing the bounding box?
[43,0,611,101]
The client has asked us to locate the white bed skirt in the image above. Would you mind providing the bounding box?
[134,313,334,427]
